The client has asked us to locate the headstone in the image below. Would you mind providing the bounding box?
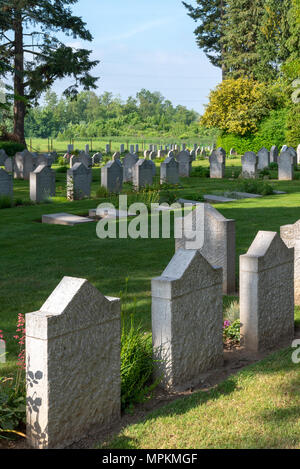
[176,151,191,177]
[144,150,150,159]
[36,154,52,168]
[67,162,91,200]
[67,144,74,153]
[281,145,288,153]
[135,144,139,154]
[30,165,55,203]
[209,148,226,179]
[270,145,279,164]
[92,152,102,165]
[112,152,120,161]
[105,144,110,154]
[149,151,157,160]
[230,148,237,156]
[281,219,300,305]
[152,249,223,391]
[14,150,35,180]
[80,152,92,169]
[84,144,89,154]
[297,144,300,165]
[278,150,294,180]
[154,145,157,152]
[26,276,121,449]
[157,150,166,159]
[101,159,123,193]
[176,203,236,294]
[240,231,294,352]
[0,168,13,198]
[120,144,125,154]
[160,156,179,185]
[287,147,297,166]
[190,150,196,161]
[4,157,13,173]
[257,147,270,170]
[129,145,135,154]
[123,153,139,183]
[0,149,8,166]
[241,151,258,178]
[133,159,153,190]
[70,155,81,168]
[182,143,186,151]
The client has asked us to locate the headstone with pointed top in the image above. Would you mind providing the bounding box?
[0,168,13,198]
[209,148,226,178]
[101,159,123,193]
[30,164,56,202]
[67,162,91,200]
[160,156,179,185]
[242,151,258,178]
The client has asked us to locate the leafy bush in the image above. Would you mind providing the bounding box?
[121,316,157,410]
[286,103,300,148]
[96,186,109,199]
[269,162,278,170]
[191,166,210,178]
[237,179,274,195]
[0,376,26,438]
[202,78,285,136]
[55,166,68,173]
[223,320,241,343]
[0,142,26,156]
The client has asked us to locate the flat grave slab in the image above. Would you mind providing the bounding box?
[177,198,202,206]
[89,207,136,219]
[42,213,95,226]
[203,195,236,203]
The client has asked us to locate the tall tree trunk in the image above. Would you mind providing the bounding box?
[13,9,26,145]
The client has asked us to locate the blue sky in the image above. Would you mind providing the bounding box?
[56,0,222,114]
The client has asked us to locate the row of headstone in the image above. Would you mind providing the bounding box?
[241,145,298,180]
[24,207,297,448]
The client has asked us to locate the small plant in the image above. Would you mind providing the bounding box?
[121,316,156,411]
[0,314,26,440]
[237,179,274,196]
[191,166,210,178]
[223,320,241,344]
[269,162,278,170]
[224,300,240,323]
[96,185,109,198]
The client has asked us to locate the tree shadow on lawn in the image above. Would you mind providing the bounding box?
[103,347,300,450]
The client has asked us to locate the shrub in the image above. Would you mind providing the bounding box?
[0,142,26,156]
[121,316,157,411]
[237,179,274,195]
[55,166,68,174]
[223,320,241,343]
[201,78,285,136]
[191,166,210,178]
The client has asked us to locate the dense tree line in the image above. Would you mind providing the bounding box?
[24,89,202,139]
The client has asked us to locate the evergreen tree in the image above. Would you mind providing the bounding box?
[0,0,99,144]
[222,0,291,81]
[182,0,227,79]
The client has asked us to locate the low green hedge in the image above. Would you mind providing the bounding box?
[0,142,26,156]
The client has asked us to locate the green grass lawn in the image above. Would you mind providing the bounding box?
[102,347,300,449]
[1,157,300,361]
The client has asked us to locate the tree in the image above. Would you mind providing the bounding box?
[182,0,227,78]
[222,0,291,81]
[201,77,285,135]
[0,0,99,144]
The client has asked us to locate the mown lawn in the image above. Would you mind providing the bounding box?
[0,156,300,364]
[101,347,300,449]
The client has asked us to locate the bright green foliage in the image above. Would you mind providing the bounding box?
[201,78,284,135]
[24,89,202,139]
[286,104,300,148]
[0,373,25,438]
[121,317,156,411]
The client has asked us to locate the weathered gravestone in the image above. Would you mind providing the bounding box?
[133,158,153,190]
[160,156,179,185]
[67,144,74,153]
[278,150,294,180]
[79,151,92,169]
[209,148,226,179]
[26,276,121,449]
[4,157,13,173]
[101,159,123,193]
[144,150,150,159]
[176,151,191,177]
[36,154,52,168]
[92,152,102,165]
[123,153,139,183]
[230,148,237,156]
[270,145,279,164]
[129,145,135,154]
[287,147,297,166]
[120,144,125,154]
[67,162,91,200]
[14,150,35,180]
[281,219,300,305]
[281,144,288,153]
[240,231,294,352]
[175,203,236,294]
[0,168,13,198]
[157,150,166,159]
[69,155,81,168]
[112,152,120,161]
[297,144,300,165]
[241,151,258,178]
[149,151,157,160]
[30,165,55,202]
[105,144,110,154]
[257,147,270,170]
[0,149,8,166]
[152,249,223,391]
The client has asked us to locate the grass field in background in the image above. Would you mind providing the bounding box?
[26,137,215,154]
